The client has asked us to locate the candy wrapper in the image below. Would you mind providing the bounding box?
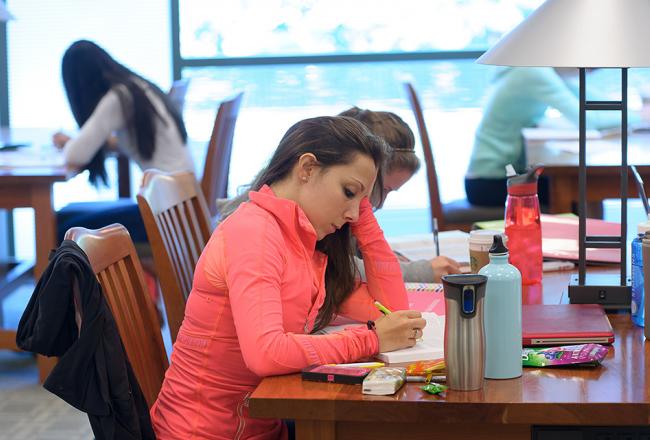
[406,359,446,376]
[421,382,448,395]
[406,359,446,383]
[522,343,609,367]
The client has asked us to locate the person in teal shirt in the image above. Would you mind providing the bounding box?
[465,67,625,207]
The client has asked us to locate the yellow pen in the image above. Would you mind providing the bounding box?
[374,300,392,316]
[326,361,385,369]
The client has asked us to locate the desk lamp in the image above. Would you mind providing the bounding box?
[476,0,650,307]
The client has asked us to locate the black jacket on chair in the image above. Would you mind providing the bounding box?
[16,240,155,440]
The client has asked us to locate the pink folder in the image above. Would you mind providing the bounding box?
[541,214,620,263]
[407,285,445,315]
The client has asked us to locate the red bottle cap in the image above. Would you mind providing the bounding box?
[507,165,544,196]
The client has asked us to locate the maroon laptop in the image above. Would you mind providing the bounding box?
[522,304,614,346]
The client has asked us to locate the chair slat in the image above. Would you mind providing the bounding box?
[159,209,192,295]
[180,199,202,267]
[167,205,194,294]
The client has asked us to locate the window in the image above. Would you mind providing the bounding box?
[176,0,544,210]
[179,0,544,58]
[9,0,171,130]
[8,0,171,258]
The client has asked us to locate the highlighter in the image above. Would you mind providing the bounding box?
[374,301,392,316]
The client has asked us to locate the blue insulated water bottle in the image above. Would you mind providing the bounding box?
[479,235,522,379]
[632,217,650,327]
[632,233,649,328]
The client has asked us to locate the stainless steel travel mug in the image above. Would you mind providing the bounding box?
[442,274,487,391]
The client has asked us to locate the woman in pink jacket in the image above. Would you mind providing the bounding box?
[151,116,426,439]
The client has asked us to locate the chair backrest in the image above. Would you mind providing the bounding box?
[403,82,446,231]
[64,224,168,408]
[137,169,212,343]
[201,92,244,216]
[167,78,191,114]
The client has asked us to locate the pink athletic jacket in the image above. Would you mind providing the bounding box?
[151,185,408,439]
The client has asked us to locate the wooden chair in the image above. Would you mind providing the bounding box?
[167,78,191,114]
[64,224,168,408]
[137,169,212,343]
[403,82,503,231]
[201,92,244,217]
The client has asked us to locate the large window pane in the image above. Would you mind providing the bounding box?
[9,0,171,129]
[8,0,171,259]
[182,61,650,212]
[182,59,496,209]
[180,0,544,59]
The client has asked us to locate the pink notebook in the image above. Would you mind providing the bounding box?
[541,214,620,263]
[406,283,445,316]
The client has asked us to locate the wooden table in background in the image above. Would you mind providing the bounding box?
[0,127,67,381]
[249,268,650,439]
[524,132,650,213]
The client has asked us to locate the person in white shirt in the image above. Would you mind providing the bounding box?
[53,39,194,184]
[53,39,194,242]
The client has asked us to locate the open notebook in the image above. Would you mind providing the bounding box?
[317,312,445,364]
[377,312,444,363]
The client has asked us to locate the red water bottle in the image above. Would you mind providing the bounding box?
[505,166,543,286]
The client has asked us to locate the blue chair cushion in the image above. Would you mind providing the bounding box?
[57,199,147,244]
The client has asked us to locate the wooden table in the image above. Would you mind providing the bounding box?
[524,131,650,214]
[0,128,68,276]
[249,269,650,439]
[0,127,67,381]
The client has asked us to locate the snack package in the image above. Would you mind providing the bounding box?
[362,367,406,395]
[522,343,609,367]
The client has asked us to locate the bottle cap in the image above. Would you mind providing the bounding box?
[643,231,650,244]
[638,213,650,234]
[506,165,544,196]
[488,234,508,255]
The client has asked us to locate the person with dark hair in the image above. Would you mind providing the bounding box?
[53,40,194,242]
[151,116,426,439]
[339,107,461,282]
[54,40,193,183]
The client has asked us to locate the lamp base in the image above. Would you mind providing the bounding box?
[568,273,631,309]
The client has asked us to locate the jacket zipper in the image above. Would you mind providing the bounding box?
[234,392,251,440]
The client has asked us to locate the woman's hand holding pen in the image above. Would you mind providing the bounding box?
[374,310,426,353]
[430,256,461,282]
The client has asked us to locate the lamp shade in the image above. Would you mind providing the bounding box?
[477,0,650,68]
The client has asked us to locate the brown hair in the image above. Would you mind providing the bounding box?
[339,107,420,207]
[223,116,389,331]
